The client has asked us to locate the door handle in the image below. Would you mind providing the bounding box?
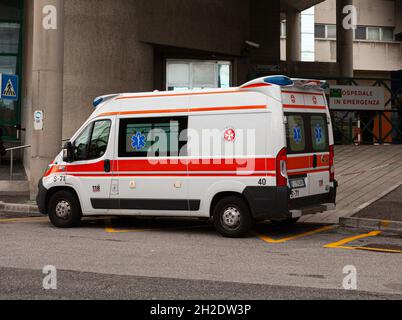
[313,154,318,168]
[104,159,111,173]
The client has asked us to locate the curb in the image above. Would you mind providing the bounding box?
[339,217,402,235]
[0,201,41,218]
[344,183,401,218]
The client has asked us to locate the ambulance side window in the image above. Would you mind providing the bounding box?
[118,117,188,157]
[74,124,92,161]
[73,119,111,161]
[88,120,112,159]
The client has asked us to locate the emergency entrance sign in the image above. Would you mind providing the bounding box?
[329,85,385,111]
[0,73,19,101]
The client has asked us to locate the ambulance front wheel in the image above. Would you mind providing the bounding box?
[48,190,82,228]
[213,196,254,238]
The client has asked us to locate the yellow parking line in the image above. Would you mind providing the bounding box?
[258,225,336,244]
[356,246,402,254]
[104,218,210,234]
[104,224,146,233]
[0,217,47,223]
[323,230,401,253]
[324,230,381,248]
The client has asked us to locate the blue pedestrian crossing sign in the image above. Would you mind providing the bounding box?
[1,74,19,101]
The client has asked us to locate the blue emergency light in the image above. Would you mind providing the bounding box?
[263,76,294,87]
[93,97,104,108]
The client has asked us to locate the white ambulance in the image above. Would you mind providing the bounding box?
[37,76,337,237]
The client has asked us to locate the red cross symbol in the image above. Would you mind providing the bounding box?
[224,128,236,142]
[312,96,318,104]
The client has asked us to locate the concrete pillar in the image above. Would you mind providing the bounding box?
[29,0,64,198]
[249,0,280,67]
[336,0,354,78]
[286,10,301,62]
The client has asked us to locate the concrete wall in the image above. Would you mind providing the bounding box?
[20,0,282,197]
[137,0,250,56]
[315,0,397,27]
[396,0,402,35]
[62,0,282,139]
[281,37,402,71]
[314,39,402,71]
[21,0,34,179]
[62,0,154,139]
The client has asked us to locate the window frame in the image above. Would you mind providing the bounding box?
[72,119,112,162]
[286,114,308,154]
[325,25,337,39]
[118,116,188,158]
[285,113,329,155]
[310,114,329,153]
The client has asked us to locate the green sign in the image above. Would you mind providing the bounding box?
[330,88,342,98]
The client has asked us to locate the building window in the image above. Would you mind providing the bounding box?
[364,27,394,41]
[315,24,336,39]
[367,27,381,41]
[280,21,286,37]
[326,25,337,39]
[166,60,231,91]
[301,7,315,62]
[315,24,394,42]
[354,27,366,40]
[315,24,326,39]
[381,28,394,41]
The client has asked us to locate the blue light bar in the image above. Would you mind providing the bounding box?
[92,97,104,108]
[263,76,293,87]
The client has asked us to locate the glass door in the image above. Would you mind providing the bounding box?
[0,0,23,141]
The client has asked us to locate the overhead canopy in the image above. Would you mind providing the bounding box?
[281,0,326,12]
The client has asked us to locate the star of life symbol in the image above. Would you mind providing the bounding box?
[224,128,236,142]
[315,124,323,144]
[131,132,146,150]
[293,125,302,144]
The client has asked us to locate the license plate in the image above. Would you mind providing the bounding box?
[290,178,306,189]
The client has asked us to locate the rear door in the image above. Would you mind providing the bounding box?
[285,112,330,200]
[308,113,330,196]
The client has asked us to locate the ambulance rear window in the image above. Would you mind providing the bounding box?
[285,113,329,154]
[286,115,307,153]
[310,115,328,152]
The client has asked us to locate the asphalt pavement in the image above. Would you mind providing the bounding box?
[0,216,401,300]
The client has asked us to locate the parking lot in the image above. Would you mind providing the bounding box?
[1,215,401,299]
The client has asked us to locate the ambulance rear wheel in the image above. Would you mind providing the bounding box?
[213,196,253,238]
[48,190,82,228]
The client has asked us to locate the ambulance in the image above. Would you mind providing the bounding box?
[36,75,337,238]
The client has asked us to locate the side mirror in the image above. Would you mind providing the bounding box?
[62,142,74,163]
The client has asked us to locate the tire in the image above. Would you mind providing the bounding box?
[213,196,254,238]
[48,190,82,228]
[271,217,300,226]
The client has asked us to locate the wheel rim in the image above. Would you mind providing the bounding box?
[221,206,241,230]
[55,200,72,220]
